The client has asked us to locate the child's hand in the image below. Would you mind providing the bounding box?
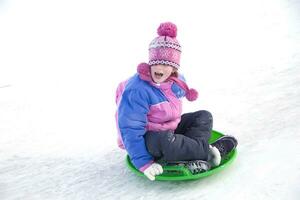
[143,163,163,181]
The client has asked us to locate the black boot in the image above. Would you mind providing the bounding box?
[185,160,211,174]
[165,160,211,174]
[211,136,238,157]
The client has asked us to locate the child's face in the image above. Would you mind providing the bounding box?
[150,65,175,84]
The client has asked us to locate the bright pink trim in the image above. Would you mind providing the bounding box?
[115,80,128,105]
[115,80,128,149]
[139,160,154,172]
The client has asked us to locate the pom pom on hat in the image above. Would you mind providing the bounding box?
[157,22,177,38]
[137,62,150,75]
[137,62,151,81]
[186,88,198,101]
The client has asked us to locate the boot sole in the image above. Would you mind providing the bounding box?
[212,135,238,148]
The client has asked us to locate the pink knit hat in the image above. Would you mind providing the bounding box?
[149,22,181,69]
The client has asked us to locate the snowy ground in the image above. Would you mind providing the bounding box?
[0,0,300,199]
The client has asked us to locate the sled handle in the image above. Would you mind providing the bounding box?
[162,165,193,177]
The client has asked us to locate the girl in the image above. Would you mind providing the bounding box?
[115,22,237,181]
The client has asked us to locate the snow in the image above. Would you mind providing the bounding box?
[0,0,299,199]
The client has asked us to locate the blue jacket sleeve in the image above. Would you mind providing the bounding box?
[117,89,153,171]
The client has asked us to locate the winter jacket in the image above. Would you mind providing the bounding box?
[115,63,198,171]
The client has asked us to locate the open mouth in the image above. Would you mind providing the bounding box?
[154,72,164,78]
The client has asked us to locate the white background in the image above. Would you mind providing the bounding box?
[0,0,299,199]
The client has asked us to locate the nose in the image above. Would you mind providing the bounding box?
[156,65,165,71]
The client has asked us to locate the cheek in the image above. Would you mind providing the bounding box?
[166,69,174,76]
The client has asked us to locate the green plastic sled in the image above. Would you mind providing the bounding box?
[125,130,237,181]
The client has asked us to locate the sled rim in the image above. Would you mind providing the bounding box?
[125,130,238,181]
